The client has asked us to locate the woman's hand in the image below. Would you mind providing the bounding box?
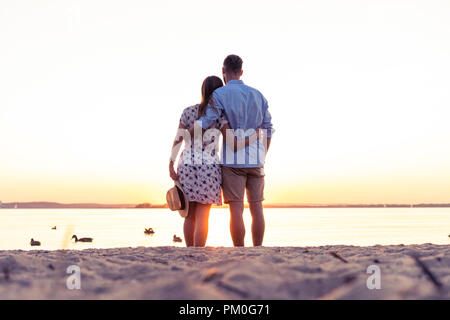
[256,127,263,137]
[169,161,179,181]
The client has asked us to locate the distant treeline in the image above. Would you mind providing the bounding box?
[135,203,168,208]
[0,202,136,209]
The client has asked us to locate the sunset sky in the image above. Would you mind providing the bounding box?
[1,0,450,205]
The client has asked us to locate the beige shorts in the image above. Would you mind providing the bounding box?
[222,166,265,203]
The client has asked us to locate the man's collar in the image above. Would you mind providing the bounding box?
[227,79,244,85]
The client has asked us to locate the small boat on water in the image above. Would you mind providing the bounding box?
[173,235,182,243]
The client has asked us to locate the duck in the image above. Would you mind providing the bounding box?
[72,235,93,243]
[144,228,155,235]
[173,235,182,243]
[51,226,57,230]
[30,238,41,246]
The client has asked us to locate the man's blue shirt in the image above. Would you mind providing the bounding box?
[197,80,274,168]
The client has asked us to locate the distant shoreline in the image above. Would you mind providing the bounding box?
[1,201,450,209]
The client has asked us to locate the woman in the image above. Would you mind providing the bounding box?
[169,76,258,247]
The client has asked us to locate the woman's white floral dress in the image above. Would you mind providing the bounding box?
[177,105,228,205]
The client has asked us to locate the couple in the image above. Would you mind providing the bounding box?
[169,54,274,247]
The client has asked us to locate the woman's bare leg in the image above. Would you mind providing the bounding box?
[183,202,196,247]
[194,203,211,247]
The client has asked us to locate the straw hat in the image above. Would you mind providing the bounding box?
[166,180,189,218]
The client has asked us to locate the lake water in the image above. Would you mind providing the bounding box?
[0,208,449,250]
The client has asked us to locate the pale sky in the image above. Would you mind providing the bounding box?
[1,0,450,204]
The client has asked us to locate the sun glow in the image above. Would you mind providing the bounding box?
[1,0,450,205]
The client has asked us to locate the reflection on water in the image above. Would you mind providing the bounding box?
[0,208,449,250]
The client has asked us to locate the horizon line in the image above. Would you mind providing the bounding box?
[1,201,450,209]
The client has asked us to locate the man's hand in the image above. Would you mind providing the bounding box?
[256,128,271,152]
[169,161,179,181]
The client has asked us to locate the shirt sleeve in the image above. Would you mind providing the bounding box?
[217,112,229,130]
[179,108,190,128]
[261,96,274,138]
[197,92,223,129]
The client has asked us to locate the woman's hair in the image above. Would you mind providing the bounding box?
[198,76,224,119]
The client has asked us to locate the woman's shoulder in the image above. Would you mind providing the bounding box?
[182,104,198,113]
[180,105,199,127]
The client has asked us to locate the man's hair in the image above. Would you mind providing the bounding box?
[223,54,243,74]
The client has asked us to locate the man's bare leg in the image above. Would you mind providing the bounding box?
[249,201,265,246]
[229,201,245,247]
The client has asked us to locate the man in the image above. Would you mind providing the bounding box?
[197,54,274,246]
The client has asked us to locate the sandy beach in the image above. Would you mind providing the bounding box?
[0,244,448,299]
